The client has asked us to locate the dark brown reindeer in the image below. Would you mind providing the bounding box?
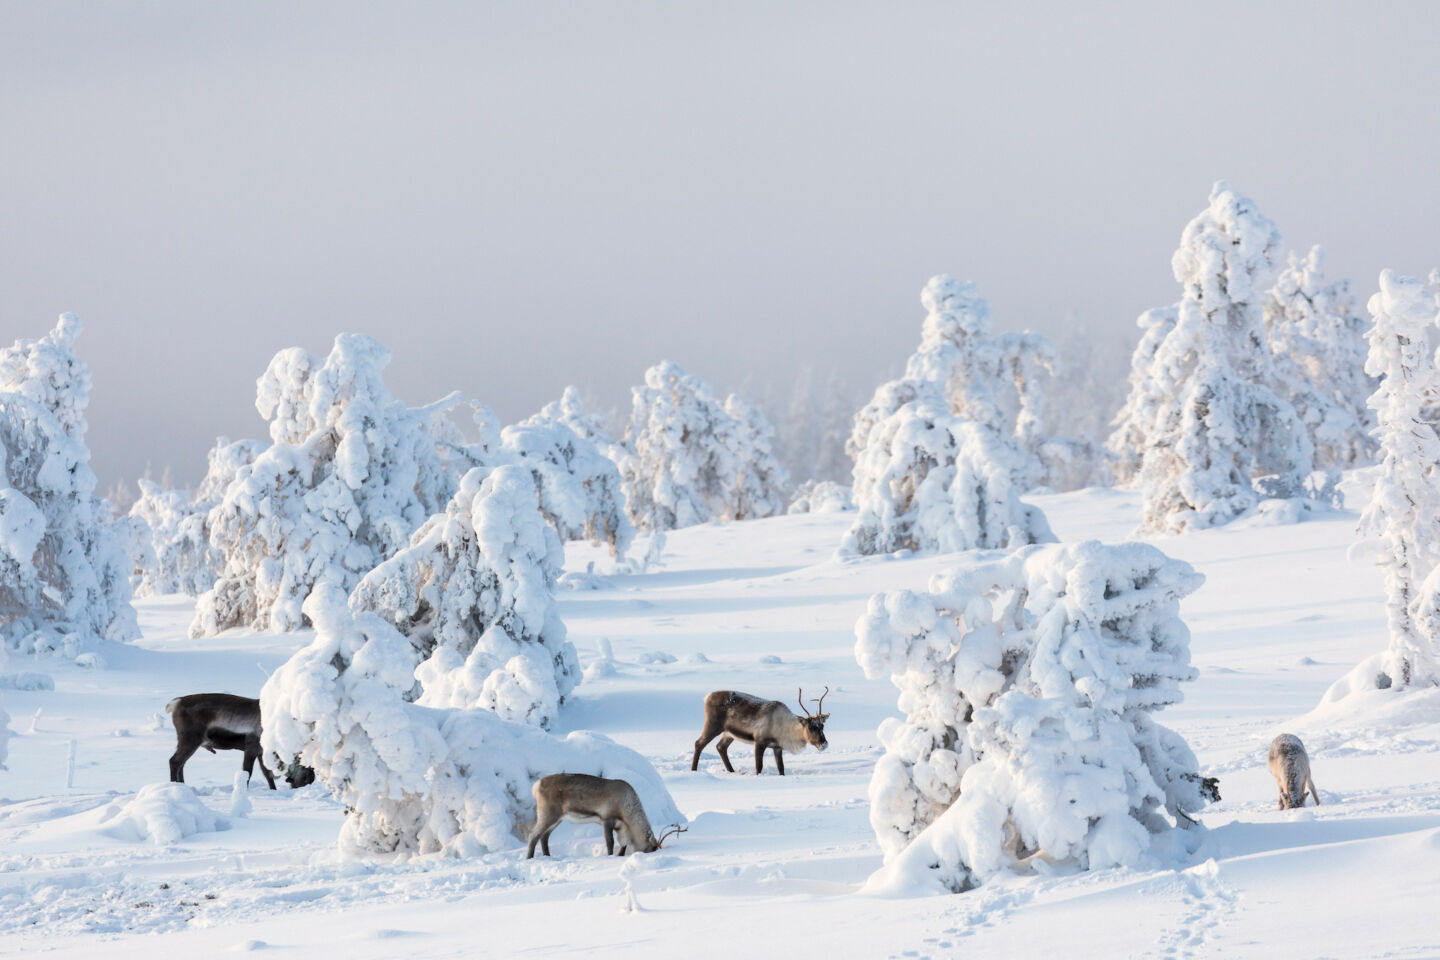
[526,773,686,858]
[166,693,314,790]
[691,687,830,776]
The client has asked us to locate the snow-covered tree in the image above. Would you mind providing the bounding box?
[843,385,1054,556]
[620,362,785,531]
[0,315,139,657]
[843,277,1061,554]
[350,465,580,727]
[0,638,9,768]
[722,392,791,520]
[855,540,1211,895]
[1337,271,1440,692]
[507,410,634,558]
[1263,245,1378,469]
[1115,182,1316,533]
[192,335,452,636]
[536,385,619,453]
[261,584,682,858]
[1107,306,1179,486]
[786,479,853,515]
[778,367,860,485]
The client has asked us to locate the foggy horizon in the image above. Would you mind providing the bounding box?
[4,1,1439,489]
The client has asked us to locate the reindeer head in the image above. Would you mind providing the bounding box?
[797,686,830,751]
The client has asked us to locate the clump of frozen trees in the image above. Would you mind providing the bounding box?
[855,540,1211,896]
[191,335,454,636]
[620,361,790,532]
[787,479,853,515]
[129,439,262,598]
[261,584,682,858]
[842,276,1062,556]
[1325,271,1440,698]
[351,465,581,728]
[1,315,139,658]
[1108,182,1322,533]
[1263,246,1378,470]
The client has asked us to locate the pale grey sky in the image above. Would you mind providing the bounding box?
[3,1,1438,487]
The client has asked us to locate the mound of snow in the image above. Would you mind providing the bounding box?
[98,783,229,845]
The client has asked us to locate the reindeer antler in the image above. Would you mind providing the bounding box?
[811,685,830,717]
[797,687,811,718]
[657,823,688,847]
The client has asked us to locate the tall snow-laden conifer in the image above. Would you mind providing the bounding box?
[0,315,138,657]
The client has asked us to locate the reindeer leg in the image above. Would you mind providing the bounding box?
[169,730,204,783]
[692,717,724,771]
[245,735,277,790]
[716,734,736,773]
[604,820,617,856]
[755,741,766,775]
[773,745,785,776]
[1307,773,1321,806]
[527,808,563,858]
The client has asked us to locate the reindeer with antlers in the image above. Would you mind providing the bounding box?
[690,687,830,776]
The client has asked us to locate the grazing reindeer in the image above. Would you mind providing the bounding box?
[1268,733,1321,809]
[166,693,313,790]
[526,773,685,858]
[691,687,829,776]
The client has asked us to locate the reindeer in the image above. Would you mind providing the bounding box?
[1268,733,1320,809]
[526,773,685,858]
[691,687,829,776]
[166,693,313,790]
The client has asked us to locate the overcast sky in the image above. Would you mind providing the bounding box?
[3,1,1438,488]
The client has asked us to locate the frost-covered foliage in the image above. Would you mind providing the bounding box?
[1106,306,1178,486]
[843,385,1054,556]
[130,439,262,598]
[262,585,682,858]
[0,315,139,658]
[1113,182,1317,533]
[192,335,452,636]
[787,479,853,515]
[506,409,634,558]
[844,277,1062,555]
[620,362,788,531]
[1263,246,1378,470]
[855,541,1209,895]
[775,367,858,485]
[350,465,580,727]
[535,386,619,453]
[721,393,791,520]
[1342,271,1440,692]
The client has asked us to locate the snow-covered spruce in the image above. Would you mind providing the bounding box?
[506,408,635,559]
[776,366,856,485]
[855,540,1209,895]
[129,438,262,598]
[350,465,580,727]
[721,392,791,520]
[842,382,1054,556]
[261,584,682,858]
[1330,271,1440,694]
[0,315,139,658]
[1106,306,1179,486]
[620,361,788,532]
[1263,246,1378,470]
[192,335,452,636]
[1115,181,1318,533]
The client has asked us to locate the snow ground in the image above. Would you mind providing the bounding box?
[3,484,1439,958]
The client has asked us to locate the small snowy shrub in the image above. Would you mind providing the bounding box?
[855,540,1208,895]
[1114,182,1317,532]
[193,335,452,635]
[1335,270,1440,693]
[620,362,786,531]
[350,465,580,727]
[0,315,139,658]
[787,479,853,514]
[1263,246,1377,470]
[843,384,1053,556]
[98,782,229,845]
[261,585,682,858]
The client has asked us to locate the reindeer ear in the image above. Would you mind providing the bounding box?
[817,714,829,722]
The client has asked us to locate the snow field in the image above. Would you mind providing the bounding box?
[1,486,1439,957]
